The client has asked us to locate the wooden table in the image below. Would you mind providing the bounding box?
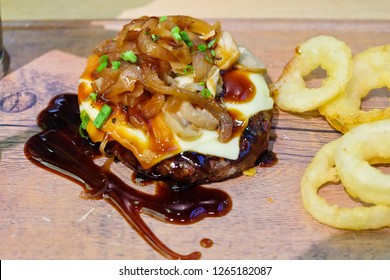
[4,0,390,21]
[1,19,390,260]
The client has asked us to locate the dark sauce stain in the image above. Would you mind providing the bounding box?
[24,93,277,260]
[228,108,247,139]
[200,238,213,248]
[221,70,256,103]
[257,150,278,167]
[24,94,232,260]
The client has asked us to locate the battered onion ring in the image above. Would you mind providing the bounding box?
[273,35,352,112]
[335,119,390,206]
[319,45,390,133]
[301,139,390,230]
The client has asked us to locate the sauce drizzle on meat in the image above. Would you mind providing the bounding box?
[24,94,232,260]
[222,70,256,103]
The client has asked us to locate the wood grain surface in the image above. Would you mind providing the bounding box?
[4,0,390,21]
[1,19,390,260]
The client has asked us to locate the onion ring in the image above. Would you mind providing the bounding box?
[335,119,390,206]
[301,139,390,230]
[273,35,352,112]
[319,45,390,133]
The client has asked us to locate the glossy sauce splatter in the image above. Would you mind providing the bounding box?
[200,238,214,248]
[24,94,232,260]
[24,91,276,260]
[221,70,256,103]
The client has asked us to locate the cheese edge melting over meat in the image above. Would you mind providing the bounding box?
[78,71,273,169]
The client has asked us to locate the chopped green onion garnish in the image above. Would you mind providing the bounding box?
[171,26,180,34]
[79,125,89,138]
[159,16,168,22]
[93,104,112,129]
[120,50,138,63]
[184,65,194,74]
[179,31,193,47]
[79,110,90,138]
[198,44,207,52]
[97,54,110,72]
[88,92,97,101]
[172,32,182,41]
[198,81,205,86]
[180,30,190,41]
[210,49,216,57]
[207,38,217,48]
[171,26,182,41]
[111,60,121,70]
[99,54,109,63]
[96,60,108,72]
[80,110,90,129]
[200,88,212,98]
[151,34,160,42]
[205,54,213,63]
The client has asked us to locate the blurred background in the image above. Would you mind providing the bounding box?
[3,0,390,21]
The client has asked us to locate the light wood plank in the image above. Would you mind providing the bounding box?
[1,19,390,260]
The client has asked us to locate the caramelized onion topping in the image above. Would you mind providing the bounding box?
[90,15,237,142]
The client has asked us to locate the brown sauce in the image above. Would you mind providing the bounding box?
[24,94,232,260]
[257,149,278,167]
[228,108,247,139]
[200,238,213,248]
[24,94,277,259]
[221,69,256,103]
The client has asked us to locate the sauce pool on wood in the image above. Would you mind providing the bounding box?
[200,238,214,248]
[24,94,276,259]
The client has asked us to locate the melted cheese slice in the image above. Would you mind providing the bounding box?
[79,69,273,169]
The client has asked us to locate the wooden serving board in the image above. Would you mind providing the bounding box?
[1,19,390,260]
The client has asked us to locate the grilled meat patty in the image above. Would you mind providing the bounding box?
[111,108,272,186]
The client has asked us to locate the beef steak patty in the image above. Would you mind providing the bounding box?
[111,108,272,186]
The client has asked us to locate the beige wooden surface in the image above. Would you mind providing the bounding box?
[1,19,390,260]
[3,0,390,21]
